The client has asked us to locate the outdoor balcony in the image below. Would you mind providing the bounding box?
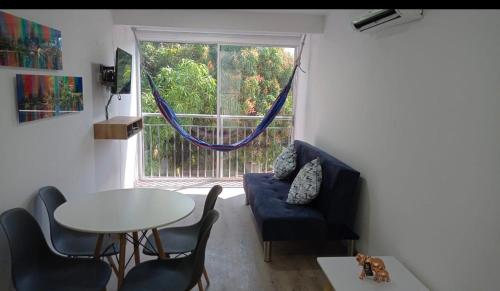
[141,113,293,179]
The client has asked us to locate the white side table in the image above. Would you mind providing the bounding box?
[317,256,429,291]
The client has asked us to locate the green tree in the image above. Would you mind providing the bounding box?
[142,59,216,115]
[140,41,294,178]
[141,42,216,82]
[141,42,294,116]
[219,46,294,116]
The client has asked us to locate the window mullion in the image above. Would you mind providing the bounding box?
[216,43,222,178]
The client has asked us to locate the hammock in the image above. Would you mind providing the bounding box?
[147,65,297,151]
[141,33,305,152]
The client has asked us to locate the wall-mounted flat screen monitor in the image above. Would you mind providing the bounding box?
[113,48,132,94]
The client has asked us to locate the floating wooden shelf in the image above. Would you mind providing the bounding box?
[94,116,143,140]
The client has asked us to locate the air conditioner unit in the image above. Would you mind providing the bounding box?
[352,9,423,32]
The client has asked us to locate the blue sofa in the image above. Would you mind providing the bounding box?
[243,140,360,262]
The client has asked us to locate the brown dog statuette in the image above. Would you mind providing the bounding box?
[356,253,390,283]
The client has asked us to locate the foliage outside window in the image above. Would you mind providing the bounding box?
[140,41,295,178]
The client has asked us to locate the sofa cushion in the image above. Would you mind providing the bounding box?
[253,196,328,241]
[243,173,290,207]
[287,158,322,204]
[243,173,327,241]
[273,143,296,179]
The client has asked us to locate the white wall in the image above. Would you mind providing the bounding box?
[94,25,139,190]
[0,9,118,290]
[0,9,115,211]
[114,25,140,189]
[302,10,500,290]
[112,9,325,34]
[293,34,313,140]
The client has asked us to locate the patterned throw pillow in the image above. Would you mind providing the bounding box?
[286,158,322,204]
[273,143,296,180]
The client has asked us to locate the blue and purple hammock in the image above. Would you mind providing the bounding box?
[145,35,304,152]
[146,65,297,152]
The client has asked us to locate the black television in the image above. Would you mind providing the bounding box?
[112,48,132,94]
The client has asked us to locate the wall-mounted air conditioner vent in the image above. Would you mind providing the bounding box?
[352,9,423,32]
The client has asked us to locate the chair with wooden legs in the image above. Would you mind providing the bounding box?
[143,185,222,287]
[120,210,220,291]
[0,208,111,291]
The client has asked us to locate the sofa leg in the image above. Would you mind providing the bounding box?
[346,240,355,256]
[264,241,272,262]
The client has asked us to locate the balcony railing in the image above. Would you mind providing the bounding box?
[141,113,293,178]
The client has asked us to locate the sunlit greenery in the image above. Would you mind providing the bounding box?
[140,42,294,115]
[140,41,294,177]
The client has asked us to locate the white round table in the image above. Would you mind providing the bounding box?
[54,188,195,288]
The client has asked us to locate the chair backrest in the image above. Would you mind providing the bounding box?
[201,185,222,220]
[38,186,67,240]
[0,208,51,278]
[187,209,219,290]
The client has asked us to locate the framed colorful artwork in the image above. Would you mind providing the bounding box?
[0,11,62,69]
[16,74,83,123]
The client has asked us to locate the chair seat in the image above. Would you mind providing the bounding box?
[54,231,118,257]
[15,257,111,291]
[120,258,192,291]
[143,224,200,256]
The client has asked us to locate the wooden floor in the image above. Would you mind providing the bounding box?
[107,184,345,290]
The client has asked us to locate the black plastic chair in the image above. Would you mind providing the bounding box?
[38,186,118,257]
[142,185,222,285]
[120,210,219,291]
[0,208,111,291]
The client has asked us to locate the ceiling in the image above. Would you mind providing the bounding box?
[227,9,331,15]
[112,10,326,34]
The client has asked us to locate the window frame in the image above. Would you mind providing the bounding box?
[135,29,302,179]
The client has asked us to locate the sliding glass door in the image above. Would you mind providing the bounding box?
[140,39,295,178]
[219,45,294,177]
